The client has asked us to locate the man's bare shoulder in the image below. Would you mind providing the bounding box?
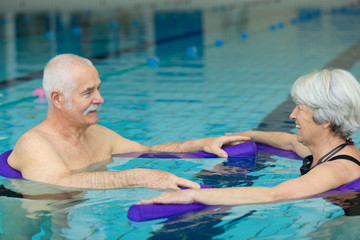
[9,125,71,182]
[9,126,57,167]
[16,126,52,150]
[88,124,148,154]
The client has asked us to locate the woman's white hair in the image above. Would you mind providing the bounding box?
[291,69,360,138]
[42,54,93,110]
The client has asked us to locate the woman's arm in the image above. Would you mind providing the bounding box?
[226,131,311,158]
[141,161,359,205]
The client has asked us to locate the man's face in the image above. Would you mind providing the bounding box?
[66,65,104,126]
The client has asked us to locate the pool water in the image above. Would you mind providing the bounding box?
[1,0,360,239]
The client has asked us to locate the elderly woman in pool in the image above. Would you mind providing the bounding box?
[142,69,360,205]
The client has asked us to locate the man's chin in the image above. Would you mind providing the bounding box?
[88,120,99,126]
[85,113,99,124]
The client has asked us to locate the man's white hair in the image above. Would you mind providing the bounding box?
[42,54,93,110]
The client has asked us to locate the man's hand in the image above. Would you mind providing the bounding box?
[202,135,251,157]
[140,169,200,190]
[148,135,250,158]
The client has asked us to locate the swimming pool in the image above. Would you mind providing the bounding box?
[1,0,360,238]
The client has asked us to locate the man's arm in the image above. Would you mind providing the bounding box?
[148,135,251,157]
[9,134,199,190]
[45,168,200,190]
[106,125,251,157]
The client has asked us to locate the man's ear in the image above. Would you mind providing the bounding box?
[50,90,65,109]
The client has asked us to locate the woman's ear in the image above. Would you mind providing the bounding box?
[50,90,65,109]
[322,122,332,129]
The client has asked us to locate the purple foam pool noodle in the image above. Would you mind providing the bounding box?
[0,150,23,179]
[256,143,302,160]
[190,141,257,158]
[127,185,214,222]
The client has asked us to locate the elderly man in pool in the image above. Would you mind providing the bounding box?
[142,69,360,205]
[7,54,249,190]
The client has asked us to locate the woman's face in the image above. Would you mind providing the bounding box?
[290,104,323,145]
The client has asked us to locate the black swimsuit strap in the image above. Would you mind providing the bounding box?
[314,140,353,167]
[328,154,360,167]
[300,139,355,175]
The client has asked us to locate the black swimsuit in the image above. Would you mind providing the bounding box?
[300,139,360,175]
